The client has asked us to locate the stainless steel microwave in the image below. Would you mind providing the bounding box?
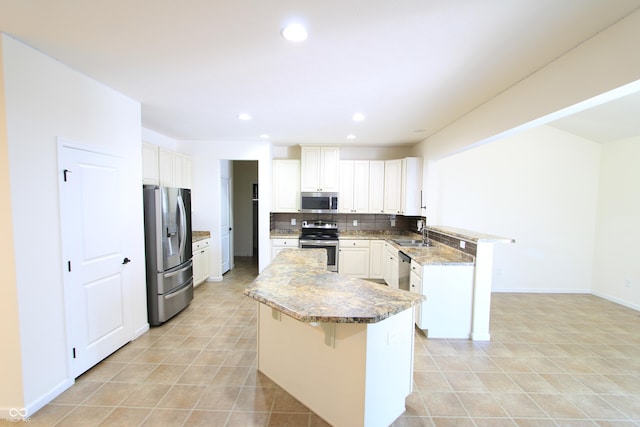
[300,192,338,213]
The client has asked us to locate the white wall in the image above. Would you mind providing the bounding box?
[592,137,640,309]
[178,140,272,276]
[0,34,146,415]
[431,125,601,292]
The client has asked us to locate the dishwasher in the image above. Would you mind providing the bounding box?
[398,251,411,291]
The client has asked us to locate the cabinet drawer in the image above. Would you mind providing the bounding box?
[339,239,370,248]
[271,238,299,247]
[410,260,422,278]
[193,238,210,251]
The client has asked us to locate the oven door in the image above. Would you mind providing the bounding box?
[298,240,338,272]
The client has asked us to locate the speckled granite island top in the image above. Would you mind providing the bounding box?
[244,248,424,324]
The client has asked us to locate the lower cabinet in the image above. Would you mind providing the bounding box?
[193,238,211,286]
[369,240,385,279]
[383,242,399,288]
[271,238,299,260]
[411,260,475,339]
[338,240,370,278]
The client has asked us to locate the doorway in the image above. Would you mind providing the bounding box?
[232,161,259,264]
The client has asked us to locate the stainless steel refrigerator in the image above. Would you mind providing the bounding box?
[143,185,193,326]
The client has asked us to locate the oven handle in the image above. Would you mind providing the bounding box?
[299,240,339,247]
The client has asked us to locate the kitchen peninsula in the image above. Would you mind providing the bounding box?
[244,248,424,427]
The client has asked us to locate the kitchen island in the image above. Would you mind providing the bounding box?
[244,248,424,427]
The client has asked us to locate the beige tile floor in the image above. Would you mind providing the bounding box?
[7,257,640,426]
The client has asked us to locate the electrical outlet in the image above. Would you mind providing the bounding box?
[291,218,296,226]
[353,219,358,226]
[459,241,466,249]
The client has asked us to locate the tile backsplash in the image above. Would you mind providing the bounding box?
[271,212,423,234]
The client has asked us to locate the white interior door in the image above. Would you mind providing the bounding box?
[221,177,231,273]
[59,144,132,378]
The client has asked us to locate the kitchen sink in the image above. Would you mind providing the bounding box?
[392,239,434,247]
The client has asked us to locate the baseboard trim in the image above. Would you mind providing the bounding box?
[2,378,75,420]
[134,323,149,340]
[493,289,639,312]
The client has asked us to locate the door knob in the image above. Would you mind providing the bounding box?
[122,257,131,264]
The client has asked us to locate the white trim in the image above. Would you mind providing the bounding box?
[492,288,591,294]
[0,378,74,421]
[591,290,640,312]
[133,324,149,340]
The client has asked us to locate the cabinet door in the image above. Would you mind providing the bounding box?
[401,157,422,216]
[410,270,424,328]
[300,147,321,191]
[273,160,301,212]
[368,161,385,213]
[338,247,370,278]
[383,159,402,214]
[201,246,211,281]
[193,246,203,285]
[142,143,159,185]
[178,154,193,189]
[158,148,175,187]
[383,244,399,288]
[369,240,385,279]
[319,147,340,192]
[352,161,369,212]
[338,161,355,213]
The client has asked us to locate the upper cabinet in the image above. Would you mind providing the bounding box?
[300,146,339,192]
[368,160,385,213]
[143,144,192,189]
[142,143,160,185]
[159,148,193,189]
[273,159,301,212]
[384,157,422,215]
[339,160,369,213]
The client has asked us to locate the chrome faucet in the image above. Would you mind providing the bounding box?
[420,219,429,245]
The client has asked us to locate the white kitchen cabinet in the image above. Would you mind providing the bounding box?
[339,160,369,213]
[383,159,402,214]
[338,239,370,278]
[158,147,193,189]
[383,242,399,288]
[273,159,300,212]
[400,157,422,216]
[369,239,385,279]
[193,238,211,286]
[383,157,422,215]
[410,261,422,326]
[411,260,475,339]
[368,160,385,213]
[142,142,159,185]
[271,238,299,260]
[174,152,193,189]
[300,146,339,192]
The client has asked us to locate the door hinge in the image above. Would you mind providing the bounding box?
[63,169,72,182]
[72,348,76,359]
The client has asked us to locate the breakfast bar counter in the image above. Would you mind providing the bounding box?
[244,248,424,427]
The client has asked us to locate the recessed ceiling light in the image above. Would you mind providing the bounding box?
[346,134,356,140]
[281,23,308,42]
[352,113,366,122]
[260,134,270,139]
[237,113,252,121]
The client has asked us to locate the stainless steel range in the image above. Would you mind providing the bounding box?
[299,220,339,272]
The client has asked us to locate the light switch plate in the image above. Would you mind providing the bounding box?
[353,219,358,226]
[291,218,296,225]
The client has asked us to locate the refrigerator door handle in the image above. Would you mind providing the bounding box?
[164,260,193,278]
[177,194,187,259]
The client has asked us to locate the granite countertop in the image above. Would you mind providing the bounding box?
[244,248,424,324]
[428,226,515,244]
[340,231,474,266]
[192,231,211,242]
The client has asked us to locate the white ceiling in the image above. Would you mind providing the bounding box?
[1,0,639,146]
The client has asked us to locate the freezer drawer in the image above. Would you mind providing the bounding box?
[151,279,194,325]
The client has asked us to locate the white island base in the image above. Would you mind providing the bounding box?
[257,304,415,427]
